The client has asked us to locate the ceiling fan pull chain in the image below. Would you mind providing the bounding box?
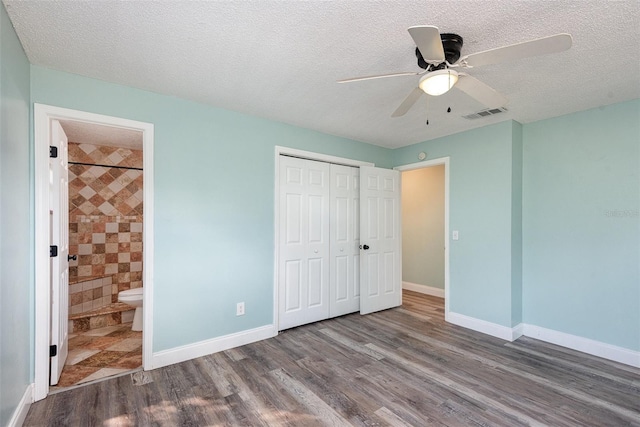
[426,96,430,125]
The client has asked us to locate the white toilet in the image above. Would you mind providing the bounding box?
[118,288,143,331]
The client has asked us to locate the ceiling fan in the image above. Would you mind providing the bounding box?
[338,26,572,118]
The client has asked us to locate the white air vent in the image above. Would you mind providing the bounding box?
[462,107,508,120]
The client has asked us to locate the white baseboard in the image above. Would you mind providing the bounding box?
[445,313,640,368]
[447,311,518,341]
[150,324,277,369]
[403,281,445,298]
[8,384,33,427]
[522,324,640,368]
[512,323,524,341]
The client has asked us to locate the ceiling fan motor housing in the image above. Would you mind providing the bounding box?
[416,33,464,69]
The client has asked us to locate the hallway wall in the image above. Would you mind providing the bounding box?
[401,165,445,290]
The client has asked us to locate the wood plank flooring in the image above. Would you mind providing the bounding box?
[24,291,640,426]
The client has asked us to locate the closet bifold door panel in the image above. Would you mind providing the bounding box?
[278,156,331,330]
[329,164,360,317]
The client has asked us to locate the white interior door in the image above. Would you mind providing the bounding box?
[359,166,402,315]
[50,120,69,385]
[329,164,360,317]
[278,156,330,330]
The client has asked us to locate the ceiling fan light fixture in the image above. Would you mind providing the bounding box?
[419,69,459,96]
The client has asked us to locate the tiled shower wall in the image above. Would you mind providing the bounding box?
[68,142,143,304]
[69,276,114,315]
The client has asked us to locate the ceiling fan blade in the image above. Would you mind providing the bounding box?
[408,25,445,63]
[461,33,572,68]
[391,87,424,117]
[455,74,508,109]
[337,72,420,83]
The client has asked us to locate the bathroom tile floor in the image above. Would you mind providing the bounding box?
[52,322,142,389]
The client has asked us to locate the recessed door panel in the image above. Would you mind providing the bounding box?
[367,253,379,297]
[367,175,378,190]
[384,197,395,239]
[384,251,395,293]
[285,260,302,312]
[308,168,325,187]
[335,197,348,242]
[335,255,348,302]
[353,254,360,298]
[336,172,349,190]
[367,198,378,240]
[286,166,302,185]
[383,177,394,192]
[308,257,324,307]
[285,194,302,244]
[308,195,325,244]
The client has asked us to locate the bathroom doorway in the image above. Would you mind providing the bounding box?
[56,120,144,389]
[396,157,450,316]
[34,104,154,401]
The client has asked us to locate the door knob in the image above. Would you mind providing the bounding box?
[360,244,370,250]
[68,254,77,261]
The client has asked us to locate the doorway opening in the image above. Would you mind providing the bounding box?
[34,104,154,401]
[56,120,144,389]
[395,157,450,317]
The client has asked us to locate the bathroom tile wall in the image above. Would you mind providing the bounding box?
[69,276,114,315]
[68,142,143,301]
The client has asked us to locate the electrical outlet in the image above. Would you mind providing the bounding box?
[452,230,459,240]
[236,302,245,316]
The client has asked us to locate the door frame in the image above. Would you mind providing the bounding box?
[33,104,155,401]
[273,146,373,331]
[394,157,451,319]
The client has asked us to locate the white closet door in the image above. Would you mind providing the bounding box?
[359,166,402,314]
[278,156,330,330]
[329,164,360,317]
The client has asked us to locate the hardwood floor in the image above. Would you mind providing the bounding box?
[25,291,640,426]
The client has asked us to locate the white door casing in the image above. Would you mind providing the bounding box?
[395,157,450,319]
[359,166,402,315]
[34,104,154,401]
[49,120,69,385]
[278,156,331,330]
[329,164,360,317]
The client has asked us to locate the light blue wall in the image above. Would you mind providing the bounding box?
[511,122,523,326]
[30,66,392,351]
[0,2,32,424]
[393,121,520,327]
[523,100,640,351]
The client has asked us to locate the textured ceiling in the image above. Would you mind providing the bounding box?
[5,1,640,148]
[60,120,142,149]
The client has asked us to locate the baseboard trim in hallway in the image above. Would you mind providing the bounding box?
[402,281,445,298]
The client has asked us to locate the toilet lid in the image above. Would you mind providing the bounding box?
[119,287,143,297]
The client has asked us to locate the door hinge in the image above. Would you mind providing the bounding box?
[50,345,57,357]
[49,146,58,158]
[50,245,58,257]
